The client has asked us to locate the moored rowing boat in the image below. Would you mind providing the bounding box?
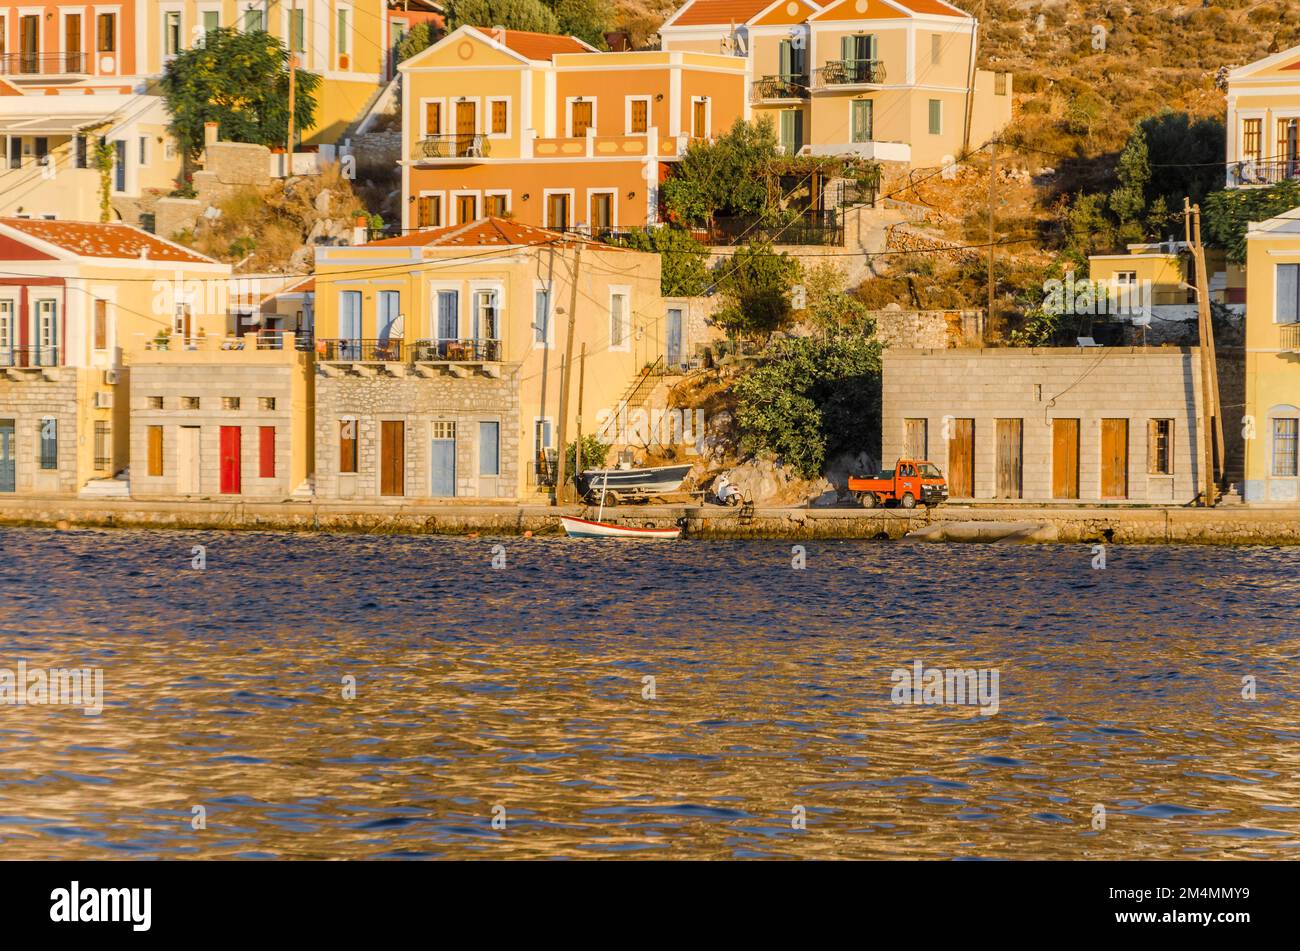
[559,516,681,539]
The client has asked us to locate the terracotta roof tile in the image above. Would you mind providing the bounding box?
[892,0,969,16]
[498,29,591,59]
[363,217,630,251]
[0,218,216,264]
[670,0,775,27]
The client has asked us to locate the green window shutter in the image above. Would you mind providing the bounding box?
[867,34,877,62]
[852,99,873,142]
[841,35,853,62]
[779,39,791,77]
[929,99,942,134]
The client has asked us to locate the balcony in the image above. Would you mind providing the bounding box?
[0,346,59,368]
[752,74,810,103]
[813,59,887,89]
[317,337,502,369]
[131,334,310,366]
[1281,323,1300,353]
[0,52,89,77]
[414,134,490,162]
[1230,158,1300,187]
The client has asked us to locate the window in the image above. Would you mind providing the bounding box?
[903,418,927,460]
[148,396,163,409]
[490,99,508,135]
[259,426,275,478]
[138,136,148,166]
[1242,118,1262,163]
[778,38,805,78]
[534,286,550,344]
[337,8,350,57]
[994,73,1008,96]
[1115,270,1137,286]
[472,289,499,341]
[424,101,441,136]
[484,193,508,217]
[479,421,500,477]
[571,99,593,137]
[780,110,803,153]
[289,9,305,52]
[39,418,57,470]
[692,98,707,138]
[534,418,553,457]
[97,13,116,52]
[931,33,942,65]
[164,11,181,56]
[928,99,942,135]
[147,425,163,476]
[1273,418,1299,478]
[851,99,873,143]
[93,299,108,350]
[629,98,648,134]
[75,135,88,169]
[222,396,241,410]
[609,291,629,349]
[436,290,458,341]
[1277,264,1300,323]
[203,10,221,38]
[1147,419,1173,475]
[546,192,570,229]
[339,419,358,473]
[258,397,276,411]
[182,396,200,410]
[93,421,110,471]
[242,8,264,32]
[417,194,441,229]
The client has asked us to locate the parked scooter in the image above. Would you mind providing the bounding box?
[713,474,744,506]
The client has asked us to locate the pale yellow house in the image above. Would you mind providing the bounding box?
[1088,243,1194,307]
[1241,208,1300,504]
[311,218,668,500]
[659,0,1012,166]
[0,217,230,495]
[1225,42,1300,190]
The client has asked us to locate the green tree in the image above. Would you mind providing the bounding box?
[565,434,608,478]
[1204,178,1300,262]
[612,226,709,296]
[713,242,801,340]
[661,117,780,228]
[733,337,882,479]
[161,28,319,158]
[395,22,441,64]
[447,0,559,33]
[801,262,875,336]
[550,0,608,48]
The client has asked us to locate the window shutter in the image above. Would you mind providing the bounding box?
[259,426,275,478]
[1147,419,1158,474]
[148,425,163,477]
[841,35,852,62]
[1278,264,1299,323]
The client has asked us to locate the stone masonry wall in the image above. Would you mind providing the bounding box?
[0,372,80,495]
[315,368,522,501]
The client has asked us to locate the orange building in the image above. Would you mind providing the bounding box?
[398,25,749,233]
[0,1,137,92]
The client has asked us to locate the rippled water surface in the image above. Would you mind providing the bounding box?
[1,527,1298,859]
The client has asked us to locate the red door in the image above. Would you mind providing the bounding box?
[220,426,241,494]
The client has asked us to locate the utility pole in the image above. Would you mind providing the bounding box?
[576,343,587,478]
[1184,198,1222,506]
[553,243,583,505]
[986,138,996,342]
[287,0,297,168]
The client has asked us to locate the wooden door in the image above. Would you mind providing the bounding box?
[903,418,927,461]
[380,420,404,496]
[1100,418,1129,499]
[590,192,612,230]
[1052,418,1079,499]
[547,193,569,229]
[65,14,82,72]
[430,422,456,496]
[456,194,476,224]
[692,100,706,138]
[177,426,200,494]
[571,100,592,137]
[995,418,1022,499]
[219,425,241,494]
[0,420,14,492]
[947,418,974,498]
[147,425,163,477]
[455,101,476,155]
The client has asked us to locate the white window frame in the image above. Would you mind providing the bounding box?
[419,96,446,137]
[1275,262,1300,325]
[533,416,554,457]
[608,285,631,352]
[565,96,596,138]
[585,188,617,230]
[416,189,445,229]
[928,98,943,135]
[429,280,461,340]
[542,188,575,229]
[195,3,221,47]
[485,96,511,139]
[532,281,553,348]
[160,7,183,60]
[335,4,352,66]
[468,280,504,343]
[449,189,480,225]
[483,188,511,217]
[624,95,652,135]
[1271,415,1300,479]
[59,9,85,68]
[0,296,16,356]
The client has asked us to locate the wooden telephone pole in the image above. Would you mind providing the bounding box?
[287,0,297,165]
[553,243,583,505]
[986,139,996,341]
[1184,198,1224,506]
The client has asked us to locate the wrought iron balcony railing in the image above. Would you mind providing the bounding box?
[0,52,88,76]
[1280,323,1300,353]
[409,338,501,362]
[814,59,887,87]
[0,346,59,367]
[417,134,491,160]
[317,338,502,363]
[1232,158,1300,187]
[752,74,809,101]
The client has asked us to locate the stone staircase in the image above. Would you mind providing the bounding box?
[79,475,130,498]
[291,476,315,500]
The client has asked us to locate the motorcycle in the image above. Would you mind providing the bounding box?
[713,474,744,507]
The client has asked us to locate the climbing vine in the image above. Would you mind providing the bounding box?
[93,138,116,223]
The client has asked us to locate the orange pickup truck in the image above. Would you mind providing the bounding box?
[847,459,948,509]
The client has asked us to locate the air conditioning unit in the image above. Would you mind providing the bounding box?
[103,369,120,386]
[93,391,113,409]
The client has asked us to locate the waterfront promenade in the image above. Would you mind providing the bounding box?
[0,496,1296,545]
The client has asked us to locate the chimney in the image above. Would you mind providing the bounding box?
[204,121,219,147]
[353,212,370,245]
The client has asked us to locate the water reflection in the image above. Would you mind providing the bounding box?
[0,528,1298,858]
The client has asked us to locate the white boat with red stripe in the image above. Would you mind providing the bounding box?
[559,516,681,539]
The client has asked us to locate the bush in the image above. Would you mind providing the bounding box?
[565,434,607,477]
[612,226,709,296]
[712,242,801,340]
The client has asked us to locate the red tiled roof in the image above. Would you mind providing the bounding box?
[892,0,969,16]
[670,0,775,27]
[363,217,629,251]
[0,218,216,263]
[495,29,591,59]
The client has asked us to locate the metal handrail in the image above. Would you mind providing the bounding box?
[417,134,490,159]
[0,346,59,367]
[814,58,886,87]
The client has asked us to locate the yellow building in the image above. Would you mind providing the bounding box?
[1225,42,1300,190]
[398,25,749,232]
[140,0,393,144]
[0,217,230,495]
[1241,207,1300,504]
[311,218,670,500]
[659,0,1012,166]
[1087,243,1194,307]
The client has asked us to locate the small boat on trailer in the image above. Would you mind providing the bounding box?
[559,516,680,539]
[576,463,693,504]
